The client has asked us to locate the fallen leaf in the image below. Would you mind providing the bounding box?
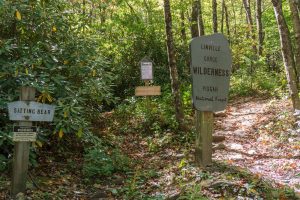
[15,10,21,20]
[59,129,64,138]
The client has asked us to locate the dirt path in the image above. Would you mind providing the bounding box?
[214,97,300,193]
[117,97,300,199]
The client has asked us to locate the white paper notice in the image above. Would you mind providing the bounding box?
[141,62,153,80]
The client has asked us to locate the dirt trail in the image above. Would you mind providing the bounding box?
[214,97,300,193]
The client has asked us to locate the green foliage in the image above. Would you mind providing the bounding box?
[114,94,179,135]
[119,168,163,200]
[178,184,207,200]
[0,154,8,172]
[0,0,115,143]
[230,60,286,98]
[181,83,193,116]
[0,0,118,174]
[111,149,132,173]
[83,145,131,178]
[83,147,114,177]
[0,128,13,172]
[147,132,173,153]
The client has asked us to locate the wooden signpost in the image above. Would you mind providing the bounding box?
[190,33,232,167]
[8,87,55,197]
[135,57,161,97]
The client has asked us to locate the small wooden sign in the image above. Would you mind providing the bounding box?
[135,86,161,96]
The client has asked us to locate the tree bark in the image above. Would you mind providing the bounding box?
[243,0,257,54]
[191,0,205,37]
[230,0,237,35]
[198,0,205,36]
[256,0,264,56]
[221,0,225,33]
[180,8,187,43]
[180,1,190,75]
[163,0,185,128]
[224,2,230,41]
[289,0,300,78]
[191,0,200,37]
[271,0,300,110]
[212,0,218,33]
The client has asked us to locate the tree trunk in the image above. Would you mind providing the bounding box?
[256,0,264,56]
[191,0,205,37]
[289,0,300,78]
[191,0,200,37]
[180,9,187,43]
[180,1,190,76]
[272,0,300,110]
[163,0,185,128]
[212,0,218,33]
[221,0,225,33]
[243,0,257,54]
[225,2,231,41]
[198,0,205,36]
[230,0,237,35]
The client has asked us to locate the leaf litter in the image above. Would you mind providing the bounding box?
[1,97,300,199]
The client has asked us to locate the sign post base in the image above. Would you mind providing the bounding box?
[195,111,213,167]
[11,87,35,197]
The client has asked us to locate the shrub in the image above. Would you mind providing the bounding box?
[82,141,132,178]
[83,147,114,177]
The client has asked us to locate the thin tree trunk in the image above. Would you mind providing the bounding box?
[191,0,200,37]
[191,0,205,37]
[221,0,225,33]
[180,1,190,75]
[180,9,187,43]
[230,0,237,35]
[256,0,264,56]
[143,0,152,24]
[82,0,86,15]
[243,0,257,54]
[199,0,205,36]
[212,0,218,33]
[271,0,300,110]
[225,2,231,41]
[289,0,300,78]
[163,0,185,128]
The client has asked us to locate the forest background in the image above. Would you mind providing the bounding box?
[1,0,300,199]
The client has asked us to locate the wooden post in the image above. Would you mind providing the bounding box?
[11,87,35,197]
[144,80,150,86]
[195,111,213,167]
[144,80,150,108]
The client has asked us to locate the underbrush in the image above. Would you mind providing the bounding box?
[83,147,132,178]
[230,65,287,98]
[110,93,181,136]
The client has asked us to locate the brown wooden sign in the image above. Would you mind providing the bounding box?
[135,86,161,96]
